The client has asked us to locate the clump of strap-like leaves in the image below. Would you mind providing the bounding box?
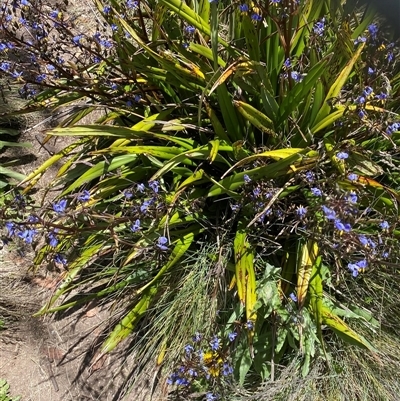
[2,0,400,399]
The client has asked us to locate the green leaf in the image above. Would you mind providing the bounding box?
[0,141,31,150]
[321,305,376,352]
[278,56,330,125]
[313,42,365,127]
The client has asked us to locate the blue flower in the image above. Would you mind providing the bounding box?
[359,235,369,247]
[347,263,359,277]
[363,86,374,97]
[228,331,237,342]
[35,73,47,83]
[185,25,195,34]
[124,189,133,199]
[296,205,307,218]
[379,220,389,230]
[313,18,325,36]
[166,372,179,385]
[188,368,197,377]
[103,5,111,14]
[206,393,219,401]
[193,332,202,342]
[334,219,351,232]
[126,0,138,9]
[11,71,23,79]
[251,13,262,21]
[53,199,67,214]
[354,35,366,45]
[184,344,194,355]
[222,362,233,376]
[322,205,336,220]
[209,335,220,350]
[311,187,322,196]
[148,180,159,193]
[130,219,141,233]
[18,229,36,244]
[175,376,189,386]
[245,320,254,330]
[48,231,59,247]
[72,35,83,45]
[157,236,168,251]
[0,62,11,71]
[140,199,154,213]
[386,122,400,135]
[347,173,358,181]
[355,96,366,104]
[336,151,349,160]
[100,39,113,48]
[358,110,367,119]
[78,190,90,202]
[368,23,378,39]
[305,171,315,183]
[244,174,251,183]
[5,222,16,236]
[347,192,357,203]
[137,183,145,193]
[290,71,303,82]
[376,92,388,100]
[289,292,297,302]
[368,67,375,75]
[239,4,249,12]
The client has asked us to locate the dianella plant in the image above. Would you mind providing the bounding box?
[1,0,400,399]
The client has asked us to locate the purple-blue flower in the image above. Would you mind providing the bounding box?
[245,320,254,330]
[54,253,68,266]
[251,13,262,21]
[336,151,349,160]
[193,332,202,342]
[322,205,336,220]
[185,25,195,34]
[53,199,67,214]
[379,220,389,230]
[228,332,237,342]
[222,362,233,376]
[18,229,36,244]
[244,174,251,183]
[140,199,153,213]
[347,192,357,203]
[148,180,159,193]
[313,18,325,36]
[289,292,298,302]
[78,190,90,202]
[157,236,168,251]
[347,173,358,181]
[48,231,59,247]
[130,219,141,233]
[334,219,351,232]
[363,86,374,97]
[311,187,322,196]
[5,222,16,236]
[184,344,194,355]
[210,335,220,350]
[126,0,138,9]
[296,205,307,218]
